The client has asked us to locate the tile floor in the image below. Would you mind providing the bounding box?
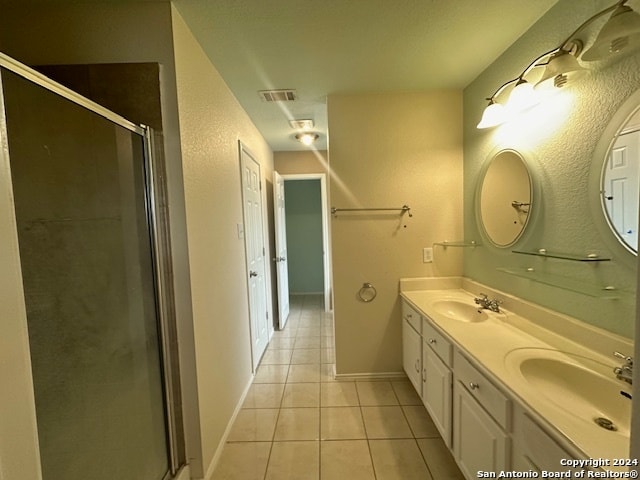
[212,294,465,480]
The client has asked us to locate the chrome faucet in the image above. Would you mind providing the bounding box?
[613,352,633,385]
[474,293,502,313]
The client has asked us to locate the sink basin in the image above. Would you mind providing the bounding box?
[505,348,631,436]
[431,299,489,322]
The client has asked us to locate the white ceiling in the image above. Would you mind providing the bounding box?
[173,0,560,152]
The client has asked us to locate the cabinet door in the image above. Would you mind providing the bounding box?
[423,344,452,447]
[453,381,509,479]
[512,406,582,475]
[402,319,422,396]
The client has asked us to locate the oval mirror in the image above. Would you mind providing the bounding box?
[600,105,640,255]
[478,149,533,247]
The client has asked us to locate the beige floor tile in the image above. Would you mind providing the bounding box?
[291,348,321,364]
[282,383,320,407]
[274,408,320,440]
[269,336,296,350]
[243,383,285,408]
[356,381,399,406]
[402,405,440,438]
[320,440,376,480]
[265,441,319,480]
[417,438,465,479]
[287,364,321,383]
[320,407,366,440]
[299,317,321,328]
[369,439,432,480]
[211,442,271,480]
[260,348,293,365]
[272,327,296,338]
[321,348,335,364]
[285,318,300,329]
[361,406,413,439]
[320,324,335,341]
[227,409,279,441]
[297,326,321,337]
[391,381,422,405]
[320,364,337,382]
[254,364,289,383]
[320,336,334,348]
[295,336,321,348]
[320,382,359,406]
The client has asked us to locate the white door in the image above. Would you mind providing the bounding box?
[604,130,639,250]
[273,171,290,329]
[240,144,269,370]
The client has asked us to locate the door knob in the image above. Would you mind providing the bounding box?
[249,271,258,277]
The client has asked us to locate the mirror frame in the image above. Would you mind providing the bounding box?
[475,148,535,249]
[589,89,640,257]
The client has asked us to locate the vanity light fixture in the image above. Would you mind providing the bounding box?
[507,79,539,113]
[535,45,586,90]
[477,99,508,129]
[295,132,319,146]
[477,0,640,130]
[582,2,640,61]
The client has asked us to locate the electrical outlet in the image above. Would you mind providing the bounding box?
[423,247,433,263]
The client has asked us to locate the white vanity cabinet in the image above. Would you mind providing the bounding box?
[402,302,423,395]
[453,350,510,477]
[422,319,453,447]
[511,403,581,474]
[400,289,625,480]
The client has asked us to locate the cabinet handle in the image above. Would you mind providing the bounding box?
[407,314,413,318]
[422,368,427,382]
[469,382,479,390]
[415,359,420,373]
[428,338,436,345]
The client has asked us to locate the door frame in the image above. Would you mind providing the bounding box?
[280,173,332,312]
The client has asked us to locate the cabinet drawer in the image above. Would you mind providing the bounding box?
[402,301,422,333]
[422,318,452,367]
[454,350,510,429]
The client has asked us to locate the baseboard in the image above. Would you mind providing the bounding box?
[333,371,407,381]
[173,465,191,480]
[203,374,254,480]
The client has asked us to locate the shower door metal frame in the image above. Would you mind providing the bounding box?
[0,51,183,478]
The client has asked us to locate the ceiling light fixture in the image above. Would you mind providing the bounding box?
[289,119,314,130]
[477,0,640,130]
[295,132,319,146]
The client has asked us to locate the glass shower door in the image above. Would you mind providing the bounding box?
[1,66,172,479]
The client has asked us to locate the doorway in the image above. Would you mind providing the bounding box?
[280,174,332,313]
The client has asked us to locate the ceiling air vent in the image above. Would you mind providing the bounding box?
[259,89,297,102]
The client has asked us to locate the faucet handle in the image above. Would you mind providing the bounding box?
[614,351,633,365]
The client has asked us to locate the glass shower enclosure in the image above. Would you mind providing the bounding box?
[0,54,180,479]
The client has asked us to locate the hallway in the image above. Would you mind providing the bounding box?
[212,295,464,479]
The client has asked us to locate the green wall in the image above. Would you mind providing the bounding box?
[284,180,324,293]
[463,0,639,338]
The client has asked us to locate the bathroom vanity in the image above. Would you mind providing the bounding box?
[400,277,633,479]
